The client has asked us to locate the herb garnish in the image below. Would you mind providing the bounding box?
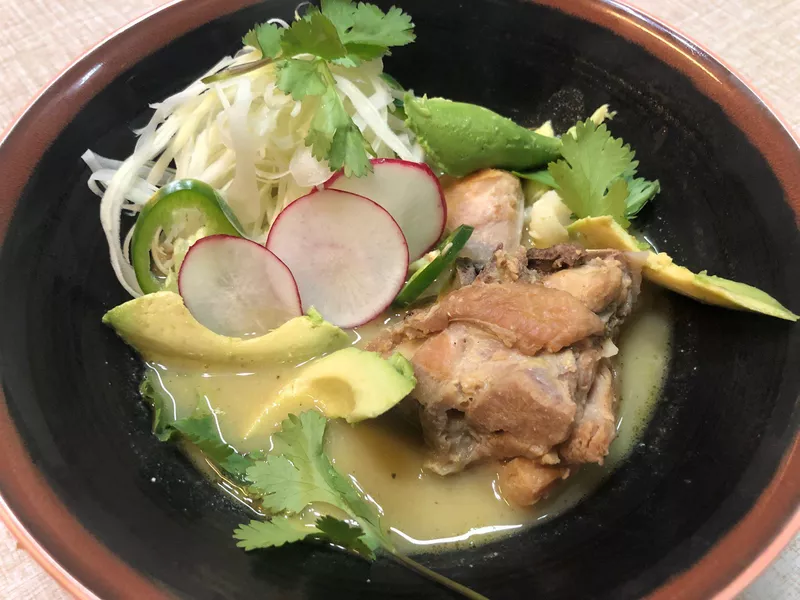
[210,0,414,177]
[142,375,486,599]
[543,119,660,226]
[234,411,486,599]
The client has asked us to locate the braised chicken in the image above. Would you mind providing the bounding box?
[369,245,641,505]
[444,169,525,263]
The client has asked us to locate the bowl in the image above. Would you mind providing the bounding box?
[0,0,798,598]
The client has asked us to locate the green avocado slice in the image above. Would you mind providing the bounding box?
[102,291,350,368]
[274,347,417,423]
[104,292,418,426]
[569,216,798,322]
[404,93,562,178]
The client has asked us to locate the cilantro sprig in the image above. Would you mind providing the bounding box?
[225,0,415,177]
[540,119,659,227]
[142,374,485,599]
[231,410,389,556]
[233,411,486,599]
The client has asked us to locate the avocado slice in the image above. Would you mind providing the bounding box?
[275,348,417,424]
[102,291,350,367]
[404,93,562,178]
[569,216,798,321]
[104,292,418,428]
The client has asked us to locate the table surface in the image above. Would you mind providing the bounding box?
[1,0,798,598]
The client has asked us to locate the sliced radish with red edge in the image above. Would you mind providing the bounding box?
[266,189,409,328]
[325,158,446,261]
[179,235,302,337]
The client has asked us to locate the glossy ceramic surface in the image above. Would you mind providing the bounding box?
[0,1,797,598]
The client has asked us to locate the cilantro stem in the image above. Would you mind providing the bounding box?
[384,549,490,600]
[351,513,487,599]
[202,58,273,84]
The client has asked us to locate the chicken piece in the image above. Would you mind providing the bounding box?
[369,281,605,357]
[499,458,570,506]
[559,360,617,464]
[370,245,640,504]
[543,260,625,313]
[412,323,594,474]
[445,169,525,263]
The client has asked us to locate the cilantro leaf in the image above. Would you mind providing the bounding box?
[277,58,329,99]
[246,412,358,515]
[625,176,661,219]
[548,120,634,228]
[244,411,386,549]
[243,22,284,58]
[315,515,375,559]
[245,453,344,514]
[306,86,349,159]
[235,411,488,598]
[322,0,415,51]
[333,43,388,67]
[170,405,255,480]
[319,0,354,31]
[305,86,372,176]
[234,516,314,551]
[281,10,346,60]
[513,169,558,188]
[219,2,415,179]
[329,124,372,177]
[139,370,175,442]
[140,371,255,481]
[233,514,374,558]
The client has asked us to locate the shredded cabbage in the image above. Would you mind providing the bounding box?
[84,33,419,296]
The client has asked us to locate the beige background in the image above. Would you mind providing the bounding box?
[0,0,798,597]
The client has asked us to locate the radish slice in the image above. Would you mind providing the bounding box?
[266,189,409,328]
[325,158,446,261]
[179,235,302,337]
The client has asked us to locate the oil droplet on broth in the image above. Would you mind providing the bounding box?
[146,283,671,554]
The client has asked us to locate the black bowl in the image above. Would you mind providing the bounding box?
[0,1,798,598]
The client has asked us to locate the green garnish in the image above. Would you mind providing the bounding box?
[548,119,660,227]
[394,225,474,307]
[131,179,243,294]
[233,515,320,551]
[237,411,385,550]
[139,390,484,597]
[404,94,562,178]
[140,370,257,481]
[513,169,558,188]
[231,0,415,177]
[233,411,487,599]
[624,176,661,219]
[516,169,658,221]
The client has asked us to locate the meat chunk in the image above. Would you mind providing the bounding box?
[370,245,640,505]
[369,281,605,357]
[559,361,617,464]
[445,169,524,263]
[412,323,588,474]
[499,458,570,506]
[543,260,625,313]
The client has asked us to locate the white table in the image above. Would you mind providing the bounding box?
[0,0,797,597]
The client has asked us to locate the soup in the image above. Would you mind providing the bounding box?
[146,285,670,553]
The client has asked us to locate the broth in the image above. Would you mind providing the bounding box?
[147,284,671,553]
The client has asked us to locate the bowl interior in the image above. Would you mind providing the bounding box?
[0,1,798,599]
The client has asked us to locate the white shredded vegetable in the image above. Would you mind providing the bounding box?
[84,31,420,296]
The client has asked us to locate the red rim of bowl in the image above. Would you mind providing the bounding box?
[0,0,797,598]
